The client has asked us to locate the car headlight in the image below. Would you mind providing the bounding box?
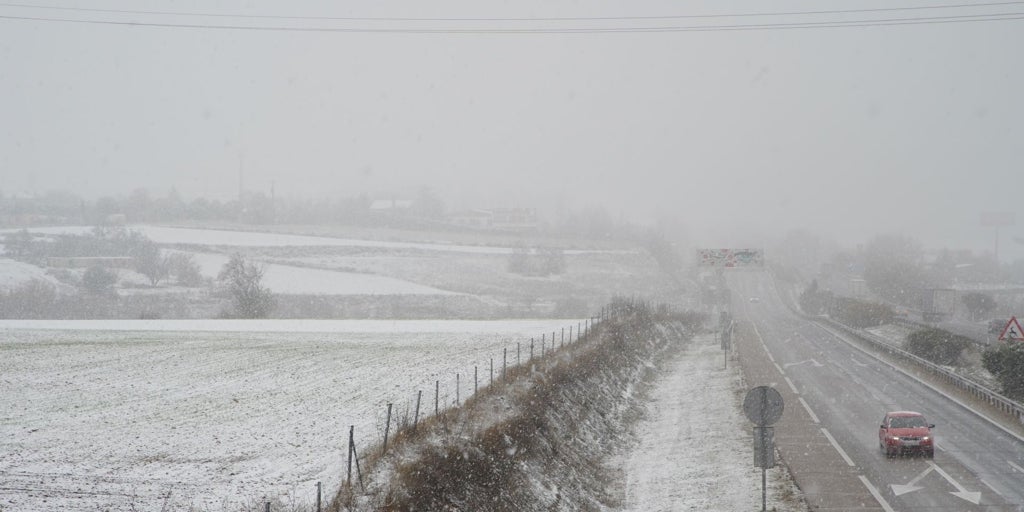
[922,436,930,441]
[890,436,900,441]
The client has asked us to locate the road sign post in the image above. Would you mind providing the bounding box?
[744,386,784,512]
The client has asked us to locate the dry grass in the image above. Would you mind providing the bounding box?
[326,300,704,511]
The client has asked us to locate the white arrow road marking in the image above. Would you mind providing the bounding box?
[783,359,824,368]
[891,465,934,496]
[929,461,982,504]
[1009,461,1024,474]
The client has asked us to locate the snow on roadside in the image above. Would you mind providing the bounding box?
[618,334,806,511]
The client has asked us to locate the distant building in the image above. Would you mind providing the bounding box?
[369,199,414,211]
[447,209,494,229]
[445,208,538,232]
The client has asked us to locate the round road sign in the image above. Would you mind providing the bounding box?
[743,385,784,426]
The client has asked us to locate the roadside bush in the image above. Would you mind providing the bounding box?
[906,328,971,366]
[831,297,893,328]
[799,280,832,315]
[982,342,1024,400]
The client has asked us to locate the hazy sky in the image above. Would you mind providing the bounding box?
[2,1,1022,256]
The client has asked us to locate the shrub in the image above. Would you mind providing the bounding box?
[906,328,971,366]
[831,297,893,328]
[82,266,117,296]
[982,342,1024,400]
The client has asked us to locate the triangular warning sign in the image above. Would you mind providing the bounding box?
[999,316,1024,341]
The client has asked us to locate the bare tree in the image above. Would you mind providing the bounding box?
[218,253,274,318]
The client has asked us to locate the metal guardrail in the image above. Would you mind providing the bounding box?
[822,317,1024,426]
[768,273,1024,427]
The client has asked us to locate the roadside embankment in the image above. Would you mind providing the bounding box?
[332,301,704,511]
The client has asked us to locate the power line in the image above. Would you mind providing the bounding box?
[1,1,1023,22]
[1,10,1023,33]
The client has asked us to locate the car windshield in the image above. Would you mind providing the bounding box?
[891,416,927,428]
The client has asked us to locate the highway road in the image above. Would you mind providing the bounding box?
[729,271,1024,511]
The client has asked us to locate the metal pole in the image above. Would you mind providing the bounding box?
[435,380,439,415]
[762,468,767,512]
[316,482,322,512]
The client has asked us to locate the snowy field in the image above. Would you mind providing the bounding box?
[0,319,581,511]
[5,225,616,255]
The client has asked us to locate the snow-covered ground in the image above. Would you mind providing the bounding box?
[179,251,458,295]
[619,334,806,511]
[0,259,64,292]
[6,225,616,255]
[0,319,580,511]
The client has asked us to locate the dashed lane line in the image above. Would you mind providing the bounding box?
[1009,461,1024,474]
[798,396,820,424]
[858,475,897,512]
[784,376,799,394]
[821,427,856,467]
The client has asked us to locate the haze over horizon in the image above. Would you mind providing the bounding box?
[2,1,1022,258]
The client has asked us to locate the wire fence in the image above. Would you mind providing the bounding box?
[254,308,620,512]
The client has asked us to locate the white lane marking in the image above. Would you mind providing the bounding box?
[820,428,855,467]
[773,362,784,374]
[980,478,1001,497]
[1009,460,1024,474]
[811,322,1024,445]
[850,355,870,367]
[859,475,897,512]
[798,396,820,424]
[766,351,775,363]
[784,359,824,368]
[784,376,799,394]
[891,465,933,496]
[929,461,981,504]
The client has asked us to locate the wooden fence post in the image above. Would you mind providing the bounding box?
[503,348,507,379]
[474,366,478,394]
[561,327,564,348]
[382,403,393,455]
[530,338,534,360]
[347,425,354,486]
[517,342,521,365]
[316,481,322,512]
[435,380,439,416]
[456,373,460,405]
[414,390,422,431]
[489,358,493,385]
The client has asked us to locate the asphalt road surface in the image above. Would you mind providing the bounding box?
[730,270,1024,512]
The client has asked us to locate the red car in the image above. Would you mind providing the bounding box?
[879,411,934,458]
